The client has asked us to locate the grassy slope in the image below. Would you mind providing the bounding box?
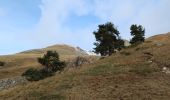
[1,33,170,100]
[19,44,86,56]
[0,44,87,79]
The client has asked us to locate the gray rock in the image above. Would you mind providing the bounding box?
[0,76,28,91]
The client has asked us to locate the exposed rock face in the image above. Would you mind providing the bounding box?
[124,40,131,47]
[74,56,91,67]
[75,46,88,55]
[162,67,170,74]
[0,76,27,91]
[67,56,98,67]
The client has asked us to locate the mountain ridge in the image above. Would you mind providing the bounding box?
[18,44,89,56]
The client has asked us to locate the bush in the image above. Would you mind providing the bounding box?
[22,51,66,81]
[0,61,5,66]
[22,68,53,81]
[38,51,66,72]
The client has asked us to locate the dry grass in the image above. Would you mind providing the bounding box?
[0,44,88,79]
[20,44,87,56]
[0,55,170,100]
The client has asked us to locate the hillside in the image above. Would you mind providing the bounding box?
[0,44,88,79]
[19,44,88,56]
[1,33,170,100]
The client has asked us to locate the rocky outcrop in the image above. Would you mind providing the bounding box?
[0,76,28,91]
[67,56,98,67]
[124,40,131,47]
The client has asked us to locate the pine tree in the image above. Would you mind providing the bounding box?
[93,22,124,56]
[38,51,65,72]
[130,24,145,45]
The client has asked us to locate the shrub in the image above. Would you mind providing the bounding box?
[22,68,53,81]
[38,51,66,72]
[0,61,5,66]
[23,51,66,81]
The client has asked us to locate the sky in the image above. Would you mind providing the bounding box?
[0,0,170,55]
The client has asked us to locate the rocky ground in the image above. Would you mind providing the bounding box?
[0,76,28,91]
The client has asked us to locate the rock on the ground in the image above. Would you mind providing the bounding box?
[0,76,28,91]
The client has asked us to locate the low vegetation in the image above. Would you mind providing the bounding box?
[129,64,160,76]
[85,63,128,76]
[22,51,65,81]
[22,68,53,81]
[0,61,5,66]
[38,51,65,73]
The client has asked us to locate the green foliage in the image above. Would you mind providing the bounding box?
[93,22,124,56]
[38,51,66,72]
[130,24,145,45]
[22,68,53,81]
[115,38,125,51]
[22,51,65,81]
[0,61,5,66]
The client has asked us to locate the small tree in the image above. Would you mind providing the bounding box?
[93,22,124,56]
[38,51,65,72]
[130,24,145,45]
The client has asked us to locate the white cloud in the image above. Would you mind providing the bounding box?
[33,0,170,50]
[1,0,169,55]
[31,0,95,50]
[92,0,170,38]
[93,0,151,23]
[131,0,170,36]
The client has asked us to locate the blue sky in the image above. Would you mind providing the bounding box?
[0,0,170,55]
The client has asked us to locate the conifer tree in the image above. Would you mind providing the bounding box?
[93,22,124,56]
[130,24,145,45]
